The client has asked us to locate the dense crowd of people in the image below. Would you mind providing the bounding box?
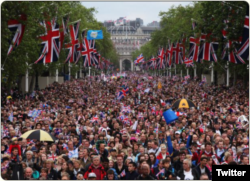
[1,72,249,180]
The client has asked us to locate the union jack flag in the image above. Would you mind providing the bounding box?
[173,41,183,64]
[7,14,26,55]
[134,53,144,65]
[184,75,190,80]
[175,112,186,116]
[35,18,61,64]
[117,91,124,100]
[122,117,130,125]
[121,105,131,113]
[120,169,126,177]
[199,76,207,86]
[64,21,81,63]
[221,19,245,64]
[91,40,99,66]
[156,169,165,179]
[199,33,218,62]
[122,87,129,96]
[166,41,174,67]
[237,9,249,60]
[189,36,201,62]
[81,30,94,67]
[149,56,157,69]
[90,115,99,123]
[157,48,166,69]
[184,57,194,67]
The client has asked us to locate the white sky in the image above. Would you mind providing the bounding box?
[82,1,193,25]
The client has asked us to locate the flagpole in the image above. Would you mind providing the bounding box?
[56,69,58,82]
[80,62,82,78]
[25,67,29,93]
[181,69,183,78]
[187,67,189,76]
[226,61,229,87]
[194,64,197,77]
[211,62,214,85]
[68,61,71,81]
[89,67,91,77]
[175,64,176,75]
[68,19,81,25]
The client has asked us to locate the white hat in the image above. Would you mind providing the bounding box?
[175,131,181,134]
[88,172,97,178]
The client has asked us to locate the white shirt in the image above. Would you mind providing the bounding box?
[200,167,205,174]
[177,169,194,180]
[68,148,78,158]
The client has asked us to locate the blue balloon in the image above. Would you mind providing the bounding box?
[163,109,178,124]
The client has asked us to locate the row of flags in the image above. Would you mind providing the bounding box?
[135,8,248,70]
[6,13,113,70]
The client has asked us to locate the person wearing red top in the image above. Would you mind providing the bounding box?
[9,137,21,156]
[156,145,169,160]
[84,156,106,180]
[198,143,218,164]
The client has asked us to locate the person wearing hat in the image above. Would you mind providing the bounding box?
[88,172,97,180]
[9,137,21,156]
[108,149,117,163]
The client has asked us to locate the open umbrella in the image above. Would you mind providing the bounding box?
[7,96,12,99]
[172,99,195,109]
[21,129,55,142]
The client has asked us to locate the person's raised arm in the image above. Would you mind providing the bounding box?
[166,131,173,156]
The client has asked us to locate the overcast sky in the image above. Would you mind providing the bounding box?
[82,1,193,25]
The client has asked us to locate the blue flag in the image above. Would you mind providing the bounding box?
[163,109,178,124]
[87,30,103,40]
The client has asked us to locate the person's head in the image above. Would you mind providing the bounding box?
[149,153,156,163]
[25,167,33,178]
[40,168,48,178]
[67,141,74,149]
[88,172,97,180]
[224,152,233,163]
[139,146,145,154]
[183,159,191,171]
[200,157,208,167]
[77,172,84,180]
[162,159,170,169]
[179,151,186,162]
[61,173,70,180]
[241,155,249,165]
[99,143,105,152]
[73,160,81,169]
[218,141,224,149]
[106,169,115,180]
[26,151,33,160]
[128,162,137,172]
[108,160,114,168]
[92,156,100,167]
[12,147,19,156]
[46,159,54,169]
[160,144,167,154]
[62,162,68,170]
[200,173,209,180]
[116,154,124,165]
[205,142,212,152]
[141,164,150,176]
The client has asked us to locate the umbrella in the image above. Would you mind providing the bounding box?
[21,129,55,142]
[172,99,195,109]
[7,96,12,99]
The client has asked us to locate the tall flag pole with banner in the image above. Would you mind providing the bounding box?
[7,14,27,55]
[81,30,94,67]
[35,17,61,64]
[64,20,81,63]
[134,53,144,65]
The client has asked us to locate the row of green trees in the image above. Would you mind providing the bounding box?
[132,1,248,85]
[1,1,119,92]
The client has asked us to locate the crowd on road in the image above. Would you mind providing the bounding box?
[1,72,249,180]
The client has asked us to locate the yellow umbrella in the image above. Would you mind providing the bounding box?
[21,129,55,142]
[7,96,12,99]
[172,99,195,109]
